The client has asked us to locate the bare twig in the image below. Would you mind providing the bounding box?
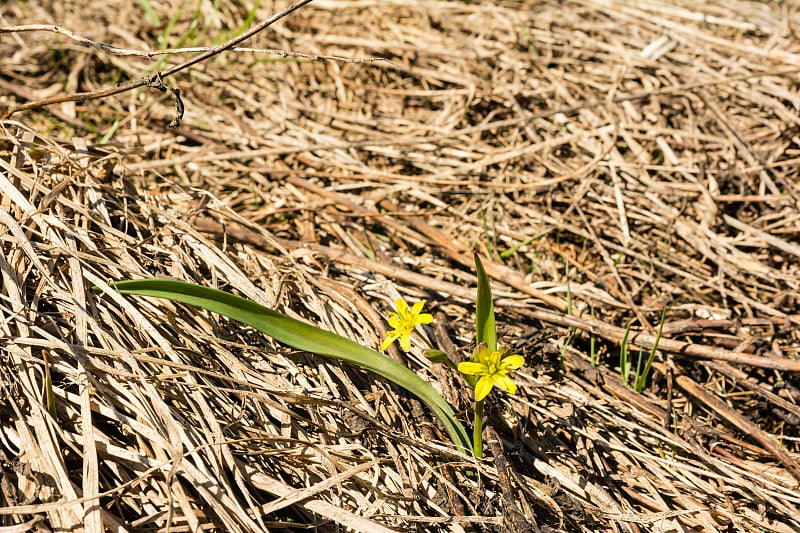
[0,23,396,65]
[1,0,316,121]
[0,23,158,57]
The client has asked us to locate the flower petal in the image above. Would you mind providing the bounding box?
[493,374,518,395]
[473,345,492,365]
[395,298,409,316]
[474,375,494,401]
[415,313,433,325]
[381,331,400,351]
[410,300,426,315]
[398,332,413,351]
[500,355,525,371]
[458,362,488,375]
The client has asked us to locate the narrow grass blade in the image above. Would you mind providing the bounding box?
[634,305,668,392]
[136,0,161,26]
[474,254,496,352]
[499,228,551,259]
[620,323,632,386]
[106,279,472,453]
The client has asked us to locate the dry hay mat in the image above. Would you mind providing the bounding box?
[2,0,800,531]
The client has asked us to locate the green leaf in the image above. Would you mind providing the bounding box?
[105,279,472,453]
[474,254,496,352]
[620,323,632,386]
[634,305,668,393]
[424,349,450,365]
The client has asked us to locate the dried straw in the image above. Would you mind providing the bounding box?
[2,0,800,531]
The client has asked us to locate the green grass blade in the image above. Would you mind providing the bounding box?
[136,0,161,26]
[634,305,668,392]
[620,323,632,386]
[499,228,551,259]
[106,279,472,453]
[474,253,496,352]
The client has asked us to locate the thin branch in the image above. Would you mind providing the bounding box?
[1,0,317,121]
[0,23,156,56]
[0,23,396,65]
[171,47,396,65]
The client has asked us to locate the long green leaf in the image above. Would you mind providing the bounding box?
[107,279,472,453]
[474,254,496,352]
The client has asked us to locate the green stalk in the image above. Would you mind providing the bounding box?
[473,399,484,459]
[472,254,495,459]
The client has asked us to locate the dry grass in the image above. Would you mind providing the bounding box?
[2,0,800,531]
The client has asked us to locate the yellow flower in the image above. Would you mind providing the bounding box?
[380,298,433,352]
[458,345,524,401]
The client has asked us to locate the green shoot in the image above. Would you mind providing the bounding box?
[461,254,525,459]
[152,3,191,71]
[633,305,668,393]
[559,263,574,368]
[347,232,377,262]
[500,228,551,259]
[619,323,632,386]
[520,25,539,56]
[99,120,121,145]
[474,253,496,352]
[471,253,496,458]
[137,0,161,26]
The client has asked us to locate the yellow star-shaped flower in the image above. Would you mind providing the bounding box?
[380,298,433,352]
[458,345,524,401]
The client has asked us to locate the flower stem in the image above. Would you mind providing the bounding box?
[419,328,435,350]
[473,399,484,458]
